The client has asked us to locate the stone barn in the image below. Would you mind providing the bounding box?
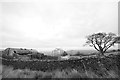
[52,48,67,56]
[3,48,38,56]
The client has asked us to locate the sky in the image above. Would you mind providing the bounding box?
[0,0,119,51]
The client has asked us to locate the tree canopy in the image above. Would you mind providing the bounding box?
[85,32,118,56]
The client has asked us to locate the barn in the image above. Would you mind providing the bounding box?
[3,48,38,56]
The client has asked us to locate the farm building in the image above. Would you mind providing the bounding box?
[52,48,67,56]
[3,48,39,56]
[28,49,38,54]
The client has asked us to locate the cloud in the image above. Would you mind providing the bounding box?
[1,0,118,50]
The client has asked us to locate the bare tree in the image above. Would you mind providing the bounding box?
[84,32,117,56]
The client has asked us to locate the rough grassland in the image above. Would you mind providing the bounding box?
[1,52,120,79]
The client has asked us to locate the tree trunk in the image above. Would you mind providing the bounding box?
[99,47,105,56]
[98,50,104,57]
[101,51,104,55]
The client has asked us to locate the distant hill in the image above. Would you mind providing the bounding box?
[66,50,97,55]
[41,49,97,56]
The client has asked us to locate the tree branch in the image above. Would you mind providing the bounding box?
[91,39,99,51]
[103,42,115,52]
[93,44,99,51]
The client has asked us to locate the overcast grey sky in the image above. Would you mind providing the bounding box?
[0,0,118,51]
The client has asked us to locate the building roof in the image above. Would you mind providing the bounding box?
[4,48,38,55]
[52,48,66,56]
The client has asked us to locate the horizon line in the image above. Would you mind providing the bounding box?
[0,47,118,52]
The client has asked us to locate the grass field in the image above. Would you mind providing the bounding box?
[1,51,120,79]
